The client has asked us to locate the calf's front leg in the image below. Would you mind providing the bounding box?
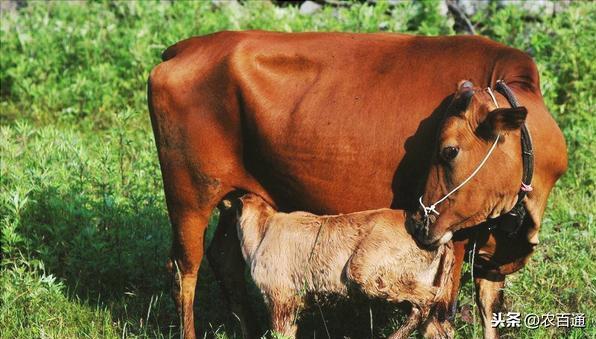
[388,306,425,339]
[419,312,454,339]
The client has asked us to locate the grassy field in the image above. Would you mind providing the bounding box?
[0,1,594,338]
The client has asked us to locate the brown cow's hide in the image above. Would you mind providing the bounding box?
[151,31,566,277]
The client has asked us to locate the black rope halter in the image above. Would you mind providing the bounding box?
[494,80,534,237]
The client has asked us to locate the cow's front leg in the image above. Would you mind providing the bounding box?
[447,241,467,319]
[474,274,505,339]
[419,242,464,339]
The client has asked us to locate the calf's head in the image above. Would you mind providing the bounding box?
[412,80,528,246]
[236,193,276,261]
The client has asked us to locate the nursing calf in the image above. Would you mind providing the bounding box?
[236,193,454,338]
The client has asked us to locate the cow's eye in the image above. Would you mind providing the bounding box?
[441,146,459,161]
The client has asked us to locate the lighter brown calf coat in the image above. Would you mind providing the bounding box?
[237,193,454,338]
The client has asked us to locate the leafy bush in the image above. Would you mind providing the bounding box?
[1,1,594,338]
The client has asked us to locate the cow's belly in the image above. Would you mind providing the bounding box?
[248,138,398,214]
[243,98,423,214]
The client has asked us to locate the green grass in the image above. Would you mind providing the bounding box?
[0,1,594,338]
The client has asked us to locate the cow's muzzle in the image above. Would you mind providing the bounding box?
[408,211,438,246]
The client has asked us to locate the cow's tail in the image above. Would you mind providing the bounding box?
[161,42,182,61]
[161,32,230,61]
[160,36,197,61]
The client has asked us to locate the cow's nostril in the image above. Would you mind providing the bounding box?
[407,214,424,236]
[427,213,437,225]
[410,216,423,229]
[409,212,439,244]
[413,218,428,238]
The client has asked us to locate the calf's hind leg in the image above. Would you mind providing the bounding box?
[207,197,260,339]
[267,295,300,339]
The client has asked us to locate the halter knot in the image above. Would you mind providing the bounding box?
[419,197,440,217]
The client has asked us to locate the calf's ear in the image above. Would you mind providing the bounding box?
[479,106,527,137]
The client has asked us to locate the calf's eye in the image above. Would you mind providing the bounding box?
[441,146,459,161]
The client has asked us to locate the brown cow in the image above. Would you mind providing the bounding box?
[147,31,566,339]
[236,193,454,339]
[412,80,567,337]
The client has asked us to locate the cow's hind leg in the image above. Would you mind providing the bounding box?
[162,185,227,339]
[207,195,259,339]
[149,68,239,338]
[149,56,271,338]
[158,167,231,339]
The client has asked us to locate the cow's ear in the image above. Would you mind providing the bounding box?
[457,80,474,94]
[452,80,475,115]
[479,106,527,136]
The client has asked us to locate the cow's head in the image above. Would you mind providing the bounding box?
[411,80,528,246]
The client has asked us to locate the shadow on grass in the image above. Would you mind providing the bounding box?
[19,184,406,338]
[14,182,248,337]
[296,296,406,339]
